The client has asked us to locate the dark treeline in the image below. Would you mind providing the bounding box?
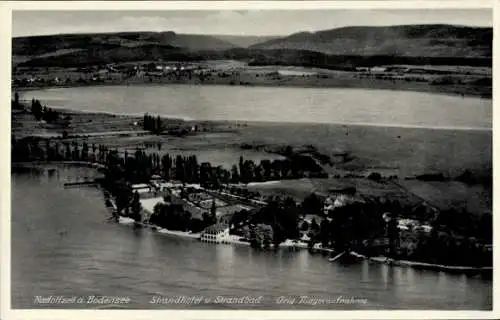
[142,113,191,136]
[230,190,492,266]
[245,51,492,69]
[143,114,163,134]
[227,184,492,266]
[12,136,111,164]
[18,45,203,68]
[18,46,491,69]
[11,136,325,187]
[11,136,326,229]
[407,208,493,267]
[30,98,63,123]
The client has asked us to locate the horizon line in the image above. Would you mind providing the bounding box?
[12,22,492,38]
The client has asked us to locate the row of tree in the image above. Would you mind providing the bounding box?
[12,137,321,188]
[143,114,164,134]
[11,137,112,164]
[31,98,62,123]
[105,147,326,188]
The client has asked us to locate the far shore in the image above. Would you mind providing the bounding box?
[12,71,492,100]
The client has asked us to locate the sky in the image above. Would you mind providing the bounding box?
[12,9,492,37]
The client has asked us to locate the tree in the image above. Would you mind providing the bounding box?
[130,191,142,222]
[210,198,217,222]
[230,164,240,183]
[300,220,310,231]
[31,99,43,121]
[319,218,331,247]
[310,218,320,232]
[386,215,399,256]
[202,210,216,227]
[368,172,382,182]
[300,193,324,216]
[13,92,20,109]
[175,155,185,181]
[478,212,492,243]
[238,156,245,181]
[250,224,274,248]
[260,159,272,181]
[114,181,133,216]
[199,162,212,187]
[81,142,89,161]
[281,197,300,239]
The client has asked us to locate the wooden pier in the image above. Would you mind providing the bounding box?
[63,177,101,188]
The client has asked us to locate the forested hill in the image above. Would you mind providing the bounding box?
[249,24,492,58]
[12,31,238,57]
[13,25,492,68]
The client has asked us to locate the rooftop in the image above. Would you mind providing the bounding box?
[131,183,149,189]
[203,223,229,235]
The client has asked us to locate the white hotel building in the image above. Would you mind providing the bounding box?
[200,223,230,244]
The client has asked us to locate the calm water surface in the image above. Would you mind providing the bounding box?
[23,85,491,130]
[11,167,492,310]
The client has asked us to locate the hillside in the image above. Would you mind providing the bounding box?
[12,25,493,68]
[214,35,279,48]
[12,31,237,58]
[250,24,492,58]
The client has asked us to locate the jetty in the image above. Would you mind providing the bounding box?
[64,179,100,188]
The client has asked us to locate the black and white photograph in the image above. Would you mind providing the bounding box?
[4,1,495,317]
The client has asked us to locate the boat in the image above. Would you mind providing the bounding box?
[328,251,346,262]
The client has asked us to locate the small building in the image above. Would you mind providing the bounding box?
[414,224,433,233]
[131,183,153,195]
[397,218,419,230]
[131,183,149,189]
[355,67,370,72]
[200,223,230,244]
[370,66,387,73]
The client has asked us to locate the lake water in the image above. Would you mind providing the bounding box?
[11,167,492,310]
[23,85,491,130]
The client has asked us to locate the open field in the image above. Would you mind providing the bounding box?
[234,122,492,179]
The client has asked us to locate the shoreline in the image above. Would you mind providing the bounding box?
[14,96,492,133]
[12,74,492,100]
[349,252,492,274]
[117,214,493,274]
[12,161,493,275]
[117,216,303,249]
